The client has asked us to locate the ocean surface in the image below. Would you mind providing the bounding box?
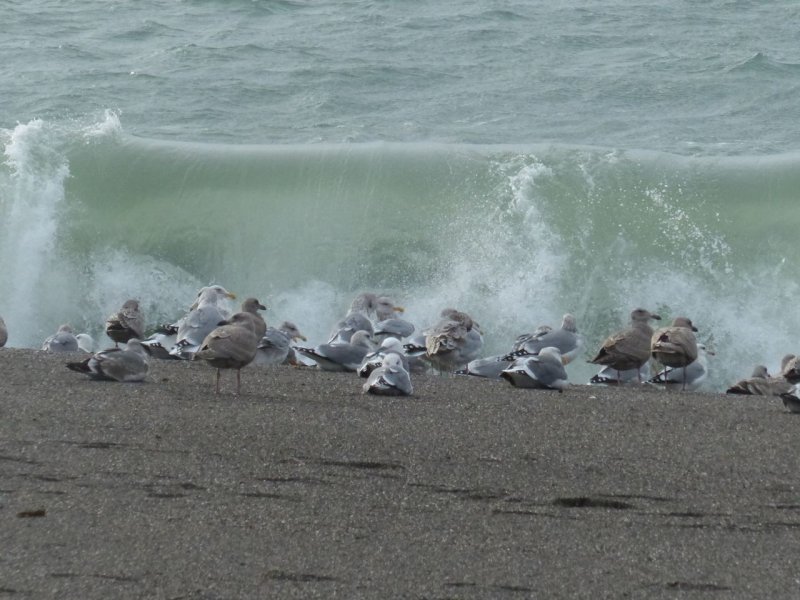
[3,0,800,389]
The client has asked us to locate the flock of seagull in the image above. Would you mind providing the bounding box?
[1,286,800,411]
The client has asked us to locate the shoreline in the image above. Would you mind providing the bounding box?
[2,348,799,598]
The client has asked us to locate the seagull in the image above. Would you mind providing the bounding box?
[590,363,653,386]
[503,314,585,365]
[454,354,514,379]
[648,343,712,391]
[725,364,791,395]
[169,285,236,359]
[500,347,569,391]
[650,316,699,391]
[66,338,150,382]
[76,333,95,353]
[295,330,375,372]
[328,292,379,344]
[780,354,800,384]
[588,308,662,383]
[42,324,79,353]
[105,299,145,347]
[511,324,554,352]
[455,321,564,379]
[194,312,260,394]
[239,297,268,339]
[780,387,800,413]
[362,353,413,396]
[251,321,307,366]
[424,308,483,372]
[358,337,409,378]
[0,316,7,347]
[140,322,180,360]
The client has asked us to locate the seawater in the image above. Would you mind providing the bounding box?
[3,1,800,389]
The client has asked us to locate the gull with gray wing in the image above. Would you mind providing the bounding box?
[500,347,569,391]
[295,330,375,372]
[42,324,79,353]
[66,338,150,382]
[362,353,413,396]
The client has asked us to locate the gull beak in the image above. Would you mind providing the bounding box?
[394,306,405,313]
[227,292,237,300]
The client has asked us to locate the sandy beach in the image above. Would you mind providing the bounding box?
[2,348,800,599]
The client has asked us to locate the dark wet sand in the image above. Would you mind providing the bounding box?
[2,348,799,599]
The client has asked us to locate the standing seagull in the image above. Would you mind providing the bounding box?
[362,353,413,396]
[42,324,79,353]
[66,339,149,382]
[194,312,260,395]
[650,316,699,391]
[0,316,7,347]
[105,299,145,347]
[589,308,661,383]
[239,297,268,339]
[500,347,570,391]
[648,343,712,391]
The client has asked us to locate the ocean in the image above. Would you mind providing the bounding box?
[3,0,800,389]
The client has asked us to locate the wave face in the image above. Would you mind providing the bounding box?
[2,116,798,389]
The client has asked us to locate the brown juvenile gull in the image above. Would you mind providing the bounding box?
[588,308,662,383]
[295,330,375,372]
[251,321,307,367]
[105,299,145,347]
[194,312,259,394]
[725,364,793,396]
[42,324,79,353]
[780,354,800,384]
[362,353,413,397]
[500,347,569,391]
[66,338,149,382]
[648,343,712,391]
[650,316,699,391]
[0,316,7,347]
[424,308,484,373]
[239,297,268,339]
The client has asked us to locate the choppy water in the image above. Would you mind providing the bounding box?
[3,1,800,389]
